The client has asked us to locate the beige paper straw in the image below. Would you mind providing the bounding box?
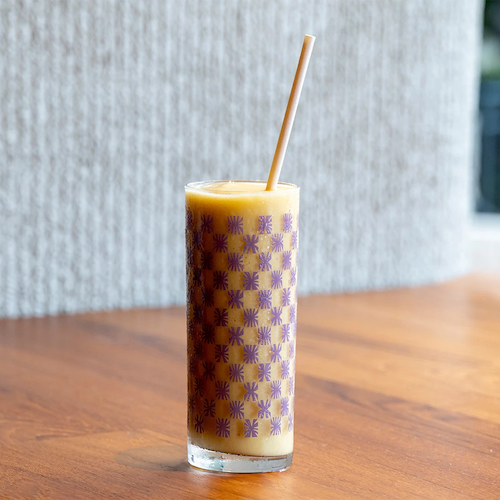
[266,34,315,191]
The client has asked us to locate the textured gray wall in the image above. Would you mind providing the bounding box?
[0,0,481,318]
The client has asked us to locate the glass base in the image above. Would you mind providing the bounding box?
[187,442,292,473]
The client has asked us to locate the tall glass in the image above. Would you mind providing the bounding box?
[185,180,299,473]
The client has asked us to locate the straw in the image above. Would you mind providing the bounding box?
[266,34,316,191]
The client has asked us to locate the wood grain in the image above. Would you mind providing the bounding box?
[0,274,499,499]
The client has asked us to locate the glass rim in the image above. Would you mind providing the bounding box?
[185,180,299,193]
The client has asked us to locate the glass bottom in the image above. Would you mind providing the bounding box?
[187,441,292,473]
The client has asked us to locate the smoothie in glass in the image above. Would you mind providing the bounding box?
[185,180,299,471]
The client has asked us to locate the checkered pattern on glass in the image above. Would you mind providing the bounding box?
[187,210,297,439]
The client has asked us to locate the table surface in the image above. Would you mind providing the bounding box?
[1,274,499,499]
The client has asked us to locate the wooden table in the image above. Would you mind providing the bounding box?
[1,275,499,499]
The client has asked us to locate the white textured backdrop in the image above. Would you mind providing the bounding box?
[0,0,481,318]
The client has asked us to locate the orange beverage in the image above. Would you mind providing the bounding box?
[185,180,299,472]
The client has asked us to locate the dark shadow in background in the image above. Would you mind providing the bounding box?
[479,1,500,213]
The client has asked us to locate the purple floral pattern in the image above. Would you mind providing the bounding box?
[194,340,204,360]
[216,418,230,438]
[243,234,259,254]
[243,382,258,401]
[257,399,272,418]
[258,252,272,272]
[270,344,282,363]
[228,327,244,346]
[271,234,284,252]
[243,272,259,291]
[243,309,259,327]
[258,215,272,234]
[258,290,272,309]
[187,204,298,441]
[202,288,214,307]
[213,233,228,252]
[201,214,214,233]
[202,324,215,343]
[215,381,230,400]
[270,380,281,399]
[282,251,292,270]
[282,288,291,307]
[281,324,290,343]
[258,363,271,382]
[193,269,202,287]
[194,305,203,324]
[281,360,290,379]
[270,417,281,436]
[194,231,203,250]
[281,397,289,416]
[271,270,283,289]
[186,211,194,231]
[228,253,244,272]
[228,289,244,309]
[283,213,293,233]
[187,246,194,267]
[204,399,216,417]
[203,361,215,380]
[244,419,259,437]
[243,345,259,364]
[195,378,204,397]
[271,307,283,326]
[214,308,228,327]
[229,363,244,382]
[213,270,228,290]
[227,215,244,235]
[195,415,204,433]
[257,326,271,345]
[215,344,229,363]
[229,400,245,419]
